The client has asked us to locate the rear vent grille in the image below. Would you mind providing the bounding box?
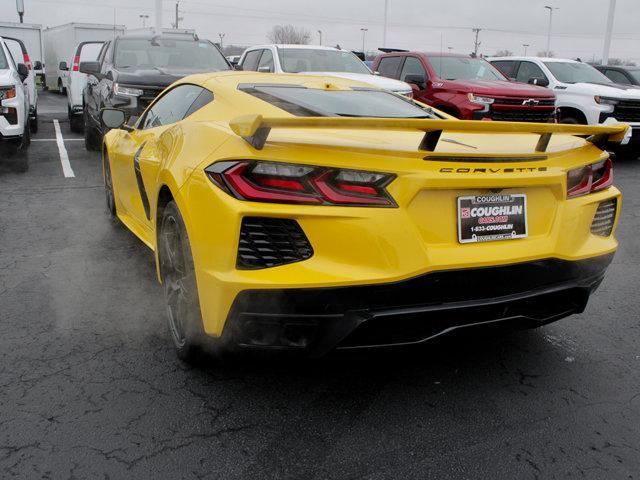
[591,199,617,237]
[237,217,313,270]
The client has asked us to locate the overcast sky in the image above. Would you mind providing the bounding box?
[9,0,640,62]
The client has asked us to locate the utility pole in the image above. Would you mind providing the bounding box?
[139,14,149,28]
[544,5,558,57]
[602,0,617,66]
[16,0,24,23]
[218,33,225,49]
[174,1,183,29]
[382,0,389,48]
[154,0,162,33]
[317,30,322,45]
[523,43,530,56]
[472,28,481,57]
[361,28,368,53]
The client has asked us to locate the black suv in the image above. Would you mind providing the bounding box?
[79,34,231,150]
[593,65,640,87]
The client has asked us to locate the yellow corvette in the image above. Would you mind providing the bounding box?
[100,71,627,362]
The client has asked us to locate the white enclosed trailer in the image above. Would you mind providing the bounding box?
[43,23,125,91]
[0,22,44,78]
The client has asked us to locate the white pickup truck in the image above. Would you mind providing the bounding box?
[490,57,639,150]
[238,45,413,97]
[0,36,30,172]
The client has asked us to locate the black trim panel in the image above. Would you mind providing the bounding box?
[133,142,151,220]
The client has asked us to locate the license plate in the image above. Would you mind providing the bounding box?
[457,194,528,244]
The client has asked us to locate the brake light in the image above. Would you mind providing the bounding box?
[23,53,32,70]
[567,159,613,198]
[72,55,80,72]
[205,161,397,207]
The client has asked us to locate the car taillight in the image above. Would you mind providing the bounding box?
[205,160,397,207]
[72,55,80,72]
[567,159,613,198]
[23,53,32,70]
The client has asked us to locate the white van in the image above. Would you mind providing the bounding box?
[62,41,105,132]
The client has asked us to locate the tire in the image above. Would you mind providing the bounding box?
[84,108,101,151]
[13,123,30,173]
[103,151,117,218]
[58,79,66,95]
[158,201,209,363]
[559,116,581,125]
[29,109,38,134]
[69,107,84,133]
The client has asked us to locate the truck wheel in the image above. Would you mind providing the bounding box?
[14,124,30,173]
[84,109,101,151]
[69,107,84,133]
[29,109,38,134]
[58,79,66,95]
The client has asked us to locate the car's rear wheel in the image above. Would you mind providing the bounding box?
[69,107,83,133]
[103,151,116,217]
[84,109,101,151]
[159,201,208,363]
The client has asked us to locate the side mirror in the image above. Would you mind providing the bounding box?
[33,61,42,71]
[101,108,129,131]
[59,61,69,71]
[79,61,101,77]
[17,63,29,82]
[404,74,426,90]
[234,64,243,71]
[528,77,549,87]
[257,66,272,73]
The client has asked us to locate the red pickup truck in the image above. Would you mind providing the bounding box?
[372,52,556,122]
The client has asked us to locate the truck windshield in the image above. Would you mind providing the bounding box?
[630,69,640,83]
[279,49,371,74]
[428,56,507,81]
[114,38,229,71]
[544,62,611,84]
[240,84,436,118]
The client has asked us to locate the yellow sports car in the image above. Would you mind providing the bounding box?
[100,71,627,362]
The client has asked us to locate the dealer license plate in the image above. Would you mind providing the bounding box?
[457,194,528,244]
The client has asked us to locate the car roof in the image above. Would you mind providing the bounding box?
[378,51,470,58]
[491,56,579,63]
[247,44,341,51]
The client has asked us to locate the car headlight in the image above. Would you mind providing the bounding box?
[114,83,143,97]
[468,93,495,105]
[0,86,16,101]
[594,96,619,106]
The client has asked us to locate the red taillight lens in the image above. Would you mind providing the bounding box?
[205,161,397,207]
[72,55,80,72]
[567,159,613,198]
[23,53,32,70]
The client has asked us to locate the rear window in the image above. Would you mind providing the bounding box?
[239,84,437,118]
[78,43,104,62]
[428,56,507,81]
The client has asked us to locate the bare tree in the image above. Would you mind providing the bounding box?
[495,50,513,57]
[267,25,311,45]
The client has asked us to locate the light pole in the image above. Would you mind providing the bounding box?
[16,0,24,23]
[602,0,617,65]
[218,33,225,49]
[318,30,322,45]
[382,0,388,48]
[544,5,558,57]
[139,14,149,28]
[360,28,368,53]
[523,43,530,56]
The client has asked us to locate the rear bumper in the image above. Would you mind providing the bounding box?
[221,254,614,356]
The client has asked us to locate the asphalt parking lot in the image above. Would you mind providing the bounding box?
[2,91,640,479]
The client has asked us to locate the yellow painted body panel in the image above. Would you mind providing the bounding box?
[103,72,623,337]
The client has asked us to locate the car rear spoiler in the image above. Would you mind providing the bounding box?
[229,114,630,152]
